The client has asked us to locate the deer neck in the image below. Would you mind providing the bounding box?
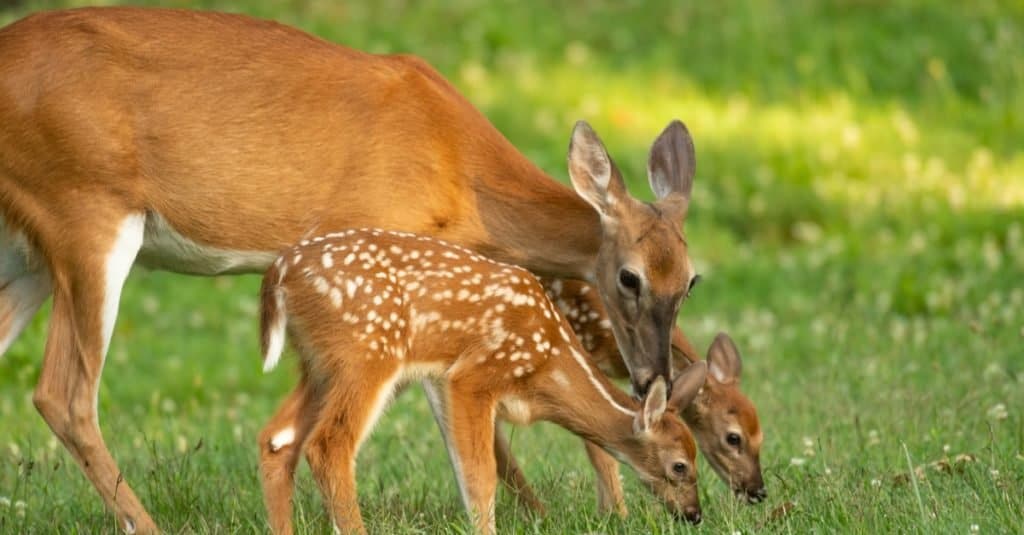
[535,344,640,457]
[468,153,601,281]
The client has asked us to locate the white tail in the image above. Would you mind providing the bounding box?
[260,257,289,373]
[0,8,699,531]
[256,229,706,534]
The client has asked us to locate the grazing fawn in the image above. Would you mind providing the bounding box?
[525,278,766,509]
[258,229,707,534]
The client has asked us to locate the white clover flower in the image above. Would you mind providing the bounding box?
[803,436,816,457]
[870,478,882,488]
[790,457,807,467]
[867,429,880,446]
[970,524,980,533]
[987,403,1008,421]
[0,496,10,507]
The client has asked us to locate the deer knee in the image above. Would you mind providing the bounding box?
[32,388,68,432]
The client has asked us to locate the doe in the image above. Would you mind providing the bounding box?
[258,229,707,534]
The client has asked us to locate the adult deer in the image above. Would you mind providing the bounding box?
[0,8,699,532]
[258,229,707,534]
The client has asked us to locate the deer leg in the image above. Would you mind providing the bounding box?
[493,425,546,515]
[0,270,51,355]
[584,439,628,517]
[305,367,399,535]
[31,213,154,533]
[444,384,498,535]
[0,226,52,356]
[259,379,318,535]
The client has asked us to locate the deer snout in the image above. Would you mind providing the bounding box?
[746,485,767,504]
[630,373,654,399]
[675,505,702,525]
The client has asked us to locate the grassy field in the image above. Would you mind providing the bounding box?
[2,0,1023,533]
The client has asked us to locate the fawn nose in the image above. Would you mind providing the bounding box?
[748,486,767,503]
[679,506,701,525]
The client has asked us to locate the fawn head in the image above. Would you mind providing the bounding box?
[678,333,765,503]
[568,120,698,398]
[625,361,707,524]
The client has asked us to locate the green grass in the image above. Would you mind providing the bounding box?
[2,0,1023,533]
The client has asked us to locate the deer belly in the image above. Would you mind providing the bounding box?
[136,211,277,275]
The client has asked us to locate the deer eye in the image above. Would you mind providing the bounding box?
[618,269,641,294]
[672,462,688,475]
[726,432,742,447]
[686,274,702,298]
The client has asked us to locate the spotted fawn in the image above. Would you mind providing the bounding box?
[257,228,706,534]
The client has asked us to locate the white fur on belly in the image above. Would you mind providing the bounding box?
[136,212,276,275]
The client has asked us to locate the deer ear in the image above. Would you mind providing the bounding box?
[707,332,742,384]
[647,120,695,215]
[636,376,668,433]
[669,361,707,410]
[568,120,627,217]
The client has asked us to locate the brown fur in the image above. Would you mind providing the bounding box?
[518,278,767,509]
[257,229,704,533]
[0,8,699,531]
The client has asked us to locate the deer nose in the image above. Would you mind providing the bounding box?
[748,486,767,503]
[631,372,655,399]
[681,506,701,525]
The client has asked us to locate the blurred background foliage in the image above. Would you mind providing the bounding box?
[0,1,1022,532]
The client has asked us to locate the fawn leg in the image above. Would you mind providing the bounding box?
[584,439,628,516]
[493,425,547,515]
[306,368,399,534]
[444,383,498,535]
[259,379,318,535]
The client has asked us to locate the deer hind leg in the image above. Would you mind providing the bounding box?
[0,226,52,356]
[31,213,153,533]
[305,366,400,535]
[584,439,627,516]
[259,379,318,535]
[493,425,546,515]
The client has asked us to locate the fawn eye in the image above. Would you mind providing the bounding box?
[618,269,641,294]
[726,432,742,447]
[672,462,688,475]
[686,274,702,298]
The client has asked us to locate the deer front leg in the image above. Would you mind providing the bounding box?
[493,425,547,515]
[259,380,317,535]
[584,439,628,516]
[444,385,498,535]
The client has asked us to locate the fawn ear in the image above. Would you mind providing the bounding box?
[669,361,707,410]
[707,332,742,384]
[568,120,628,218]
[636,376,668,433]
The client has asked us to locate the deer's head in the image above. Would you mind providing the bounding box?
[622,362,707,524]
[568,120,698,398]
[679,333,765,503]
